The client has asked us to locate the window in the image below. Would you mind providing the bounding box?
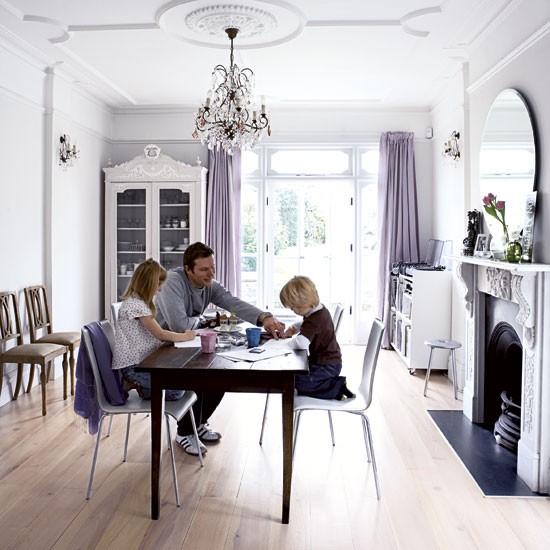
[241,144,378,343]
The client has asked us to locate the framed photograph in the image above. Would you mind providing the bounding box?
[474,234,488,257]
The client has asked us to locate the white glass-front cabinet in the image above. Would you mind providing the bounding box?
[104,145,207,318]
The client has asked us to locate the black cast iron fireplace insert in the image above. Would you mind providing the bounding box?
[484,321,523,452]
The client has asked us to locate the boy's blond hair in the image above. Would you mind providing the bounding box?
[279,276,319,310]
[122,258,167,316]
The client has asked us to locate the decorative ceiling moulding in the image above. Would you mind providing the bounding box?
[185,5,277,38]
[21,15,70,43]
[157,0,306,49]
[305,5,442,38]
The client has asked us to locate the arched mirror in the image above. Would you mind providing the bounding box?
[479,89,537,257]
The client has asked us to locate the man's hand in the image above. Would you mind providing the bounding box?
[263,315,285,339]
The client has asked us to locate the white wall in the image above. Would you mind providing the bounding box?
[468,13,550,264]
[430,0,550,381]
[111,106,435,255]
[0,44,111,406]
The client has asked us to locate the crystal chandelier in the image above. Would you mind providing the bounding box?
[192,27,270,154]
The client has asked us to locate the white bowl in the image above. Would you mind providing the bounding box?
[162,246,175,252]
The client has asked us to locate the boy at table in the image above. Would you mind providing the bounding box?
[155,241,285,456]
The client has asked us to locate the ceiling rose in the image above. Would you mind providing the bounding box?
[185,5,277,39]
[158,0,305,49]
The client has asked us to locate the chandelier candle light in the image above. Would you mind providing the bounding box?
[192,27,270,154]
[58,134,79,168]
[443,131,460,163]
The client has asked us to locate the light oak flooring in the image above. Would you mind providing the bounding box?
[1,347,549,550]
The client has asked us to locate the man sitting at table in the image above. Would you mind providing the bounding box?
[155,241,285,456]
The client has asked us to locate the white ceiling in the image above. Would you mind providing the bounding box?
[0,0,512,110]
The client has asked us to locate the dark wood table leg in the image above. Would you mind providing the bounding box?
[151,377,165,520]
[281,377,294,524]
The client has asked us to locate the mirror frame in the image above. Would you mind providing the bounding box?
[479,88,538,256]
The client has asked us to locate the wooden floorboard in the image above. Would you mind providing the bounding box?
[0,347,549,549]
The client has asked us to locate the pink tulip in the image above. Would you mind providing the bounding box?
[496,201,505,210]
[487,193,495,201]
[482,196,491,205]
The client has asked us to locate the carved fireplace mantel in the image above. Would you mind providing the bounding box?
[450,255,550,494]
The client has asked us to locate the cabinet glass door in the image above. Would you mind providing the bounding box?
[116,188,147,300]
[157,186,192,271]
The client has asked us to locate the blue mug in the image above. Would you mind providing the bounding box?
[246,327,262,347]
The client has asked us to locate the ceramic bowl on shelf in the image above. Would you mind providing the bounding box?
[162,246,175,252]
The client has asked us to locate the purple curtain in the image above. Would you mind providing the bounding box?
[376,132,420,348]
[205,147,242,295]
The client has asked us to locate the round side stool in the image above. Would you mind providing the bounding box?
[423,339,462,399]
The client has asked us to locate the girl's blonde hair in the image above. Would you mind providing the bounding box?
[279,275,319,310]
[122,258,167,316]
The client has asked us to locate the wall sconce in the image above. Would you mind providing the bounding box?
[58,134,79,168]
[442,131,460,165]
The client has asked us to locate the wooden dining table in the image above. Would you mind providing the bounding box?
[136,343,308,523]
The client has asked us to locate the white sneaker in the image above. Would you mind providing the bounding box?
[197,423,222,442]
[175,434,207,456]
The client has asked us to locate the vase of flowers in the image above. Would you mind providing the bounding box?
[482,193,522,262]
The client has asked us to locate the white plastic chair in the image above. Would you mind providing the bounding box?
[293,318,385,499]
[82,321,203,506]
[111,301,122,323]
[259,303,345,445]
[332,302,344,334]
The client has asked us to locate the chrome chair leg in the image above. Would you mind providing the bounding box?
[361,414,380,500]
[423,347,435,397]
[259,394,270,445]
[292,410,302,459]
[106,415,114,437]
[86,414,106,499]
[165,414,180,506]
[451,349,458,400]
[122,414,132,462]
[328,411,335,446]
[189,408,204,466]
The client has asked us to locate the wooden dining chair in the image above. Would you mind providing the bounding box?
[0,291,67,415]
[24,285,81,400]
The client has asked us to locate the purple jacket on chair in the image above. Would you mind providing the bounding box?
[74,322,125,434]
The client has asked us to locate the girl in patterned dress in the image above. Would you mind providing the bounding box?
[112,258,195,400]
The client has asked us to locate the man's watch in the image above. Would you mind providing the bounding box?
[257,312,273,327]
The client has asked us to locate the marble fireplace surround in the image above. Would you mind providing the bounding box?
[452,256,550,494]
